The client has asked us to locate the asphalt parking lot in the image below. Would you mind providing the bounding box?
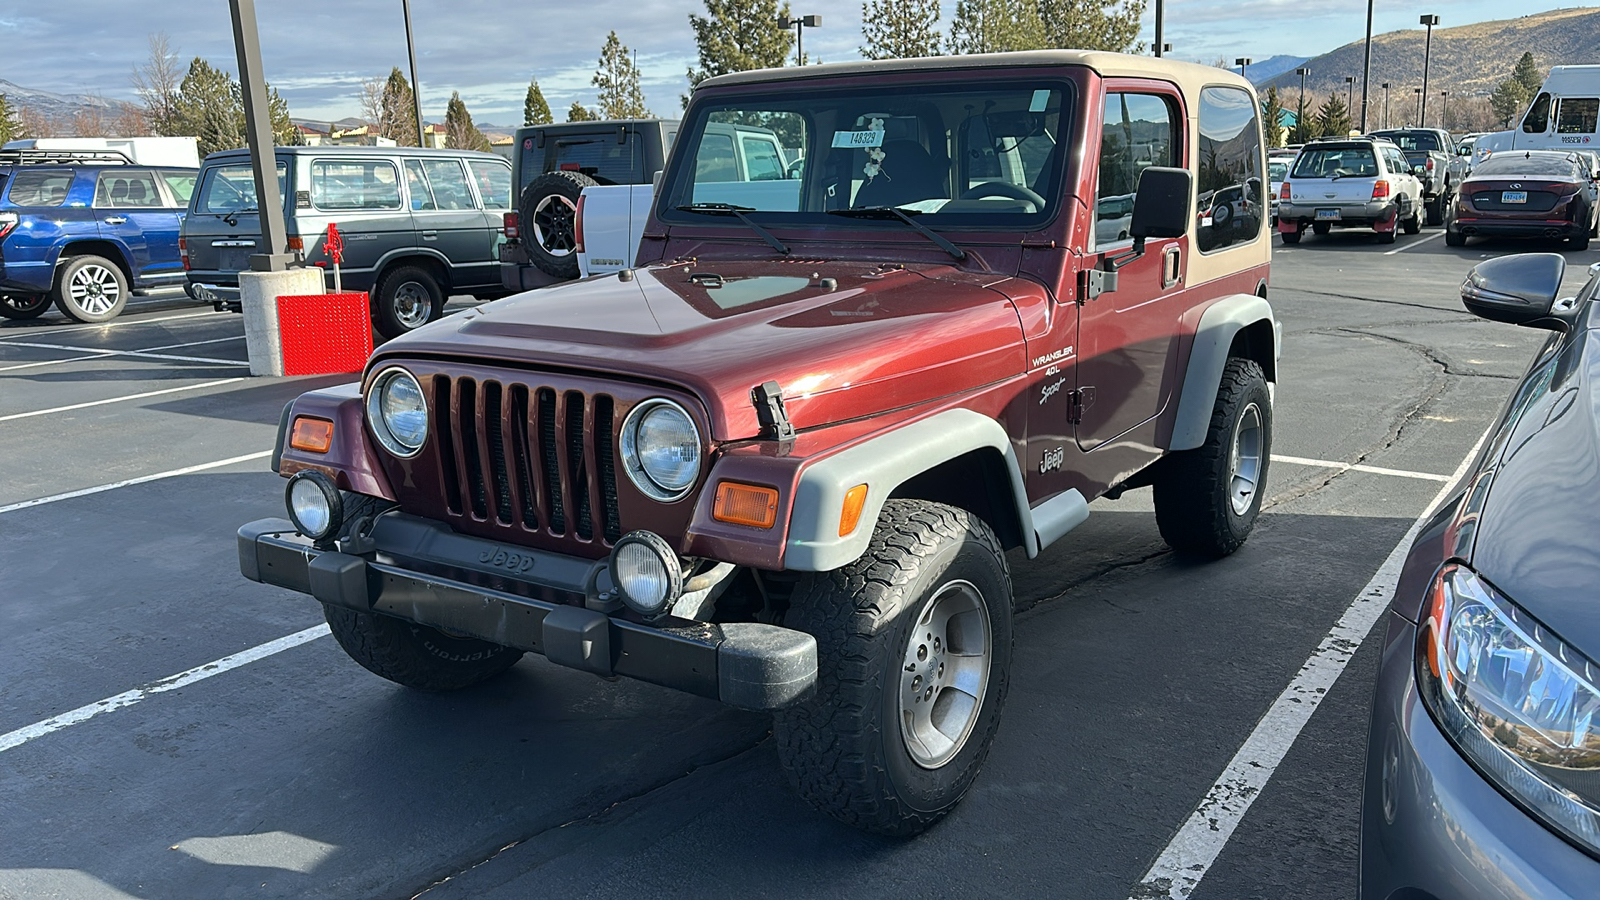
[0,227,1586,900]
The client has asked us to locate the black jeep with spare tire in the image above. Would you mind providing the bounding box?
[500,119,676,290]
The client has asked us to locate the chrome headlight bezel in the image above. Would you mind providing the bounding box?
[620,398,702,502]
[365,367,428,458]
[1417,563,1600,856]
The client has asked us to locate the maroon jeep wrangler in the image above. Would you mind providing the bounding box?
[240,51,1277,835]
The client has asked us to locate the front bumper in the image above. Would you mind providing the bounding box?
[1360,612,1600,899]
[238,513,816,710]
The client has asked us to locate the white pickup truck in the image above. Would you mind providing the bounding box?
[577,121,795,277]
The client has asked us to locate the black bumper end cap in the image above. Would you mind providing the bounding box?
[717,623,817,710]
[543,605,614,676]
[238,518,297,582]
[308,551,372,611]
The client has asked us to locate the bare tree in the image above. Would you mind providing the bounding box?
[131,32,182,134]
[112,103,151,136]
[18,106,57,139]
[359,76,385,126]
[69,104,111,138]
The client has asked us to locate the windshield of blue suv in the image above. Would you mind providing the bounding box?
[1290,146,1377,179]
[661,80,1071,227]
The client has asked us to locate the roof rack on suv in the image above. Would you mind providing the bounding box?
[0,149,134,167]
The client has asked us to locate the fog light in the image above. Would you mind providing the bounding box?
[286,470,343,542]
[609,531,682,619]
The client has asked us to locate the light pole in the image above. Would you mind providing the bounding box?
[1236,57,1252,80]
[1381,83,1390,128]
[1420,14,1440,127]
[403,0,424,146]
[777,14,822,66]
[1440,90,1450,131]
[1296,67,1311,138]
[1414,87,1423,125]
[1154,0,1164,57]
[1345,75,1356,126]
[1361,0,1375,131]
[226,0,290,269]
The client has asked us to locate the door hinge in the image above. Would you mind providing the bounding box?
[1078,267,1118,303]
[1067,387,1095,425]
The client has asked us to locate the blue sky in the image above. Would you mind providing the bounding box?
[0,0,1577,127]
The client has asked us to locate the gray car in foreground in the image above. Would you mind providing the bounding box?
[1361,253,1600,898]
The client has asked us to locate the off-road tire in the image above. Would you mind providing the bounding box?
[1445,228,1466,247]
[373,264,444,340]
[53,255,128,323]
[1153,357,1272,559]
[519,170,597,280]
[0,293,50,320]
[1280,230,1301,245]
[1425,197,1443,226]
[1312,222,1330,235]
[773,500,1013,836]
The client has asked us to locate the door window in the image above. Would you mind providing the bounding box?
[1194,86,1263,252]
[1557,98,1599,134]
[404,159,435,211]
[420,159,475,210]
[1097,92,1178,248]
[467,160,512,209]
[1523,93,1552,133]
[695,132,739,183]
[95,170,161,208]
[310,159,401,211]
[159,171,196,207]
[740,136,784,181]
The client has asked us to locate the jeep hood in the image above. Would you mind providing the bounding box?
[379,260,1027,439]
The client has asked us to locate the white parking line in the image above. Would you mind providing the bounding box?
[0,310,217,340]
[139,335,246,352]
[1270,453,1452,482]
[0,450,271,515]
[1127,427,1487,900]
[1383,230,1445,255]
[0,378,244,423]
[0,352,116,373]
[0,625,329,755]
[0,336,246,374]
[0,340,245,366]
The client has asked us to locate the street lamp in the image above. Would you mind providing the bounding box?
[1236,57,1252,80]
[1420,14,1440,126]
[1296,67,1311,137]
[1381,83,1390,129]
[1414,87,1423,125]
[1361,0,1375,131]
[776,14,822,66]
[403,0,424,146]
[1345,76,1356,123]
[1154,0,1165,57]
[1441,90,1450,131]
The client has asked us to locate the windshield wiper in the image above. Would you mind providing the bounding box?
[827,206,966,262]
[675,203,790,255]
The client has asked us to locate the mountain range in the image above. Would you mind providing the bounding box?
[0,79,135,120]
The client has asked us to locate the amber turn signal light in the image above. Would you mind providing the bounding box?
[713,481,779,528]
[289,416,334,453]
[839,484,869,536]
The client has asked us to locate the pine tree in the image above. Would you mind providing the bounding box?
[947,0,1044,54]
[1036,0,1145,52]
[0,94,22,145]
[1512,51,1543,94]
[444,92,490,151]
[171,58,244,156]
[593,32,651,119]
[379,68,418,146]
[567,101,599,122]
[524,79,552,126]
[1314,93,1352,139]
[685,0,795,105]
[860,0,942,59]
[1261,86,1286,149]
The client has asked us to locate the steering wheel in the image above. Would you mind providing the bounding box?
[959,181,1046,213]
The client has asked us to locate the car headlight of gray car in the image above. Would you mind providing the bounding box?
[620,399,702,501]
[1418,563,1600,853]
[365,367,429,457]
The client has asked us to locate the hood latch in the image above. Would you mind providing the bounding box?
[751,380,796,442]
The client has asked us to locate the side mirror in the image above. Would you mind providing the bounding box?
[1461,253,1571,330]
[1129,167,1191,240]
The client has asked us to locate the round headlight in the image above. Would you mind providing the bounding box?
[366,368,428,457]
[286,470,343,541]
[609,531,683,619]
[621,399,702,500]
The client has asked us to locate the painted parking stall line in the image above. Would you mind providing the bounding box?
[0,310,220,341]
[0,340,245,367]
[1126,427,1489,900]
[1382,231,1446,255]
[0,450,271,515]
[1270,453,1452,482]
[0,378,245,423]
[0,625,330,755]
[0,352,117,373]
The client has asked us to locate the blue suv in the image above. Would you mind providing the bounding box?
[0,149,197,322]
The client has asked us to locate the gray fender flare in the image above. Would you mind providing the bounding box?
[784,408,1086,571]
[1167,293,1281,452]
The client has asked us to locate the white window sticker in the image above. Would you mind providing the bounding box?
[832,129,885,149]
[1029,89,1051,113]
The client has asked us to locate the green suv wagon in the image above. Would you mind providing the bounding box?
[183,146,513,338]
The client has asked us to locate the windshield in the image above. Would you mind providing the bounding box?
[1474,153,1582,178]
[662,79,1071,228]
[1290,147,1376,179]
[1373,131,1442,153]
[197,161,288,214]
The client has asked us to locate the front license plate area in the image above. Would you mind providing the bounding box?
[1502,191,1528,204]
[1316,209,1341,220]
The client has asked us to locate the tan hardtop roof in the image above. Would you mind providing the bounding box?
[698,50,1253,96]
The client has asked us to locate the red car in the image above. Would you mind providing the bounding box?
[1447,149,1598,249]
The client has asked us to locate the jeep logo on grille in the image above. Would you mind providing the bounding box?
[479,548,536,574]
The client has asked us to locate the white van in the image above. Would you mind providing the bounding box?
[1476,66,1600,159]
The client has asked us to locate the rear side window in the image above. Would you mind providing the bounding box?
[160,171,196,207]
[419,159,474,210]
[5,171,73,207]
[197,162,288,213]
[467,160,512,209]
[311,159,401,211]
[1558,98,1600,134]
[1195,86,1263,252]
[94,170,161,208]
